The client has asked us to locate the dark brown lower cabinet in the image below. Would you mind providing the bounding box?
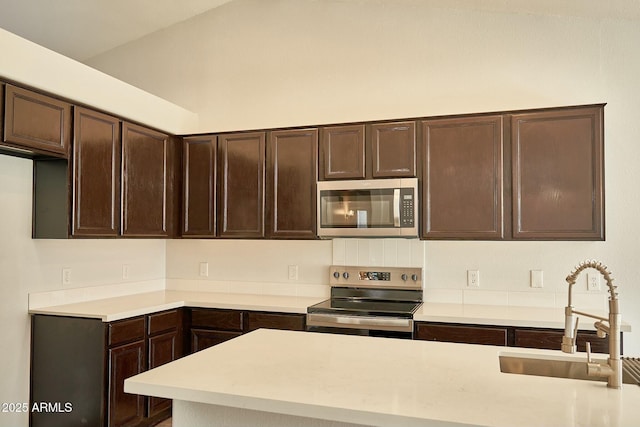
[187,308,306,352]
[108,340,145,427]
[514,328,611,354]
[414,322,619,354]
[31,310,183,427]
[415,323,508,346]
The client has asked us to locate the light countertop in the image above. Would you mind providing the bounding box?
[414,302,632,332]
[28,290,631,332]
[28,290,325,322]
[125,328,640,427]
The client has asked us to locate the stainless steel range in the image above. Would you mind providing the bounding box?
[307,265,423,339]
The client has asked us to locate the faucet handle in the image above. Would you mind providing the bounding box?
[586,341,593,363]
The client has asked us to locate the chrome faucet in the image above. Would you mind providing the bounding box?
[562,260,622,388]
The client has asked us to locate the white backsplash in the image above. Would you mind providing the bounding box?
[331,238,425,268]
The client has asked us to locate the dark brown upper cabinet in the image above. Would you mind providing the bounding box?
[3,84,71,157]
[121,122,179,238]
[368,121,417,178]
[182,136,217,237]
[0,84,4,146]
[267,128,318,239]
[421,116,504,239]
[511,105,604,240]
[217,132,266,238]
[319,124,366,180]
[72,107,121,237]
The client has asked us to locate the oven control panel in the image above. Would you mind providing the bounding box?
[329,265,422,290]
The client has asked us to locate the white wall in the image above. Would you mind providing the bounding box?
[0,155,166,427]
[0,27,197,134]
[88,0,640,355]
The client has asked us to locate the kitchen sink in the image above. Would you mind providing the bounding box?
[499,352,637,385]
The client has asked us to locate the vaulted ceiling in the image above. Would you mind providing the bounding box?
[0,0,234,61]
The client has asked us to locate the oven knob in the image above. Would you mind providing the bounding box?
[343,272,349,279]
[412,274,418,281]
[401,273,408,281]
[333,271,340,279]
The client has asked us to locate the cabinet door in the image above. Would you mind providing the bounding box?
[3,84,72,157]
[183,136,217,237]
[218,132,265,238]
[148,331,181,417]
[421,116,504,239]
[369,121,416,178]
[121,122,175,237]
[414,323,508,346]
[0,84,3,146]
[191,329,242,353]
[319,124,365,180]
[108,340,145,427]
[514,329,610,354]
[246,312,306,332]
[511,106,604,240]
[72,107,121,237]
[267,128,318,239]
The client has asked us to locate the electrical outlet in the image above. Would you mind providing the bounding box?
[587,272,601,291]
[288,265,299,281]
[467,270,480,287]
[122,264,130,280]
[199,262,209,277]
[62,268,71,285]
[530,270,544,288]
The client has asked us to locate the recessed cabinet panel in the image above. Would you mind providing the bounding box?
[73,107,121,237]
[183,136,217,237]
[218,132,265,238]
[121,123,172,237]
[4,84,71,157]
[267,129,318,239]
[369,121,416,178]
[148,331,180,417]
[415,323,508,346]
[319,124,366,180]
[421,116,504,239]
[0,84,4,144]
[512,106,604,240]
[108,340,145,427]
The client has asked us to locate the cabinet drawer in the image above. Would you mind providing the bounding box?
[246,312,306,332]
[514,329,610,354]
[415,323,508,346]
[190,309,244,331]
[148,309,179,336]
[108,317,145,346]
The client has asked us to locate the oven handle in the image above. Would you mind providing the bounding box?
[307,313,413,332]
[393,188,401,227]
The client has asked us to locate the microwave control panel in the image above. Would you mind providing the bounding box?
[400,188,415,227]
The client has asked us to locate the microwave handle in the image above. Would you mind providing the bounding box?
[393,188,400,227]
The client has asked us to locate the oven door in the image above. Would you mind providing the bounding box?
[306,313,414,339]
[317,178,418,238]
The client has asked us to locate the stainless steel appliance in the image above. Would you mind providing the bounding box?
[316,178,418,238]
[307,265,423,339]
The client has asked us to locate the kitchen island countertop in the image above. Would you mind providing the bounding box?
[125,328,640,427]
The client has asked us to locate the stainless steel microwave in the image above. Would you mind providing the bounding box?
[317,178,418,238]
